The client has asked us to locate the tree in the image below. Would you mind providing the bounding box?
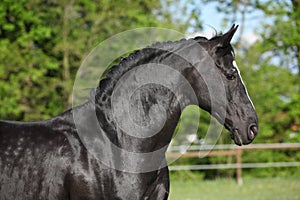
[0,0,194,121]
[0,0,62,120]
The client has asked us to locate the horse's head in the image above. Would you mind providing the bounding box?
[191,25,258,145]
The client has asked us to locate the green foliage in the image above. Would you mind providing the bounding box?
[242,150,300,178]
[0,0,64,121]
[169,170,205,182]
[0,0,191,121]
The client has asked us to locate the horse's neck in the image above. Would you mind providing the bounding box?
[66,41,205,172]
[94,84,182,153]
[93,43,193,153]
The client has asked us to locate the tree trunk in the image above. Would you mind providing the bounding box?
[62,1,74,107]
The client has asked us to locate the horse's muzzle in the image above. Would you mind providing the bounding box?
[230,123,258,146]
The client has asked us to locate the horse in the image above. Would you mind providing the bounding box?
[0,25,258,199]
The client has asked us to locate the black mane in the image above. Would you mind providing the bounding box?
[96,36,211,91]
[96,38,191,99]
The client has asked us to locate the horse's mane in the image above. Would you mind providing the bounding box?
[96,38,191,94]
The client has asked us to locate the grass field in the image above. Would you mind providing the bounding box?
[169,177,300,200]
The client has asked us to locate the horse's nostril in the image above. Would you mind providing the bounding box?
[248,124,258,140]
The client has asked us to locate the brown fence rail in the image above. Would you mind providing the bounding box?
[166,143,300,185]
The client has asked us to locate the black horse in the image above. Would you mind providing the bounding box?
[0,25,258,199]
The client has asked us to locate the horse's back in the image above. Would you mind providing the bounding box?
[0,119,72,199]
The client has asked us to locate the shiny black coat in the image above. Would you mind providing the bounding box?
[0,103,171,199]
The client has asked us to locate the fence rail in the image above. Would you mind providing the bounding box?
[166,143,300,185]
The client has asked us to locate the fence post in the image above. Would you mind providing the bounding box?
[236,148,243,185]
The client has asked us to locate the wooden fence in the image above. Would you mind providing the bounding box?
[166,143,300,185]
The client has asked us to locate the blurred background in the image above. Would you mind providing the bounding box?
[0,0,299,199]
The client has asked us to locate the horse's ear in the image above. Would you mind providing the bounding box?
[213,24,239,47]
[224,24,238,45]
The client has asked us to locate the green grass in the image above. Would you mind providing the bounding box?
[169,177,300,200]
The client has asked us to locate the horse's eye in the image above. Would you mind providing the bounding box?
[226,73,236,80]
[225,68,237,80]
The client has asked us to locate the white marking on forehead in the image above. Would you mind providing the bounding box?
[232,60,255,109]
[232,60,238,69]
[231,50,235,57]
